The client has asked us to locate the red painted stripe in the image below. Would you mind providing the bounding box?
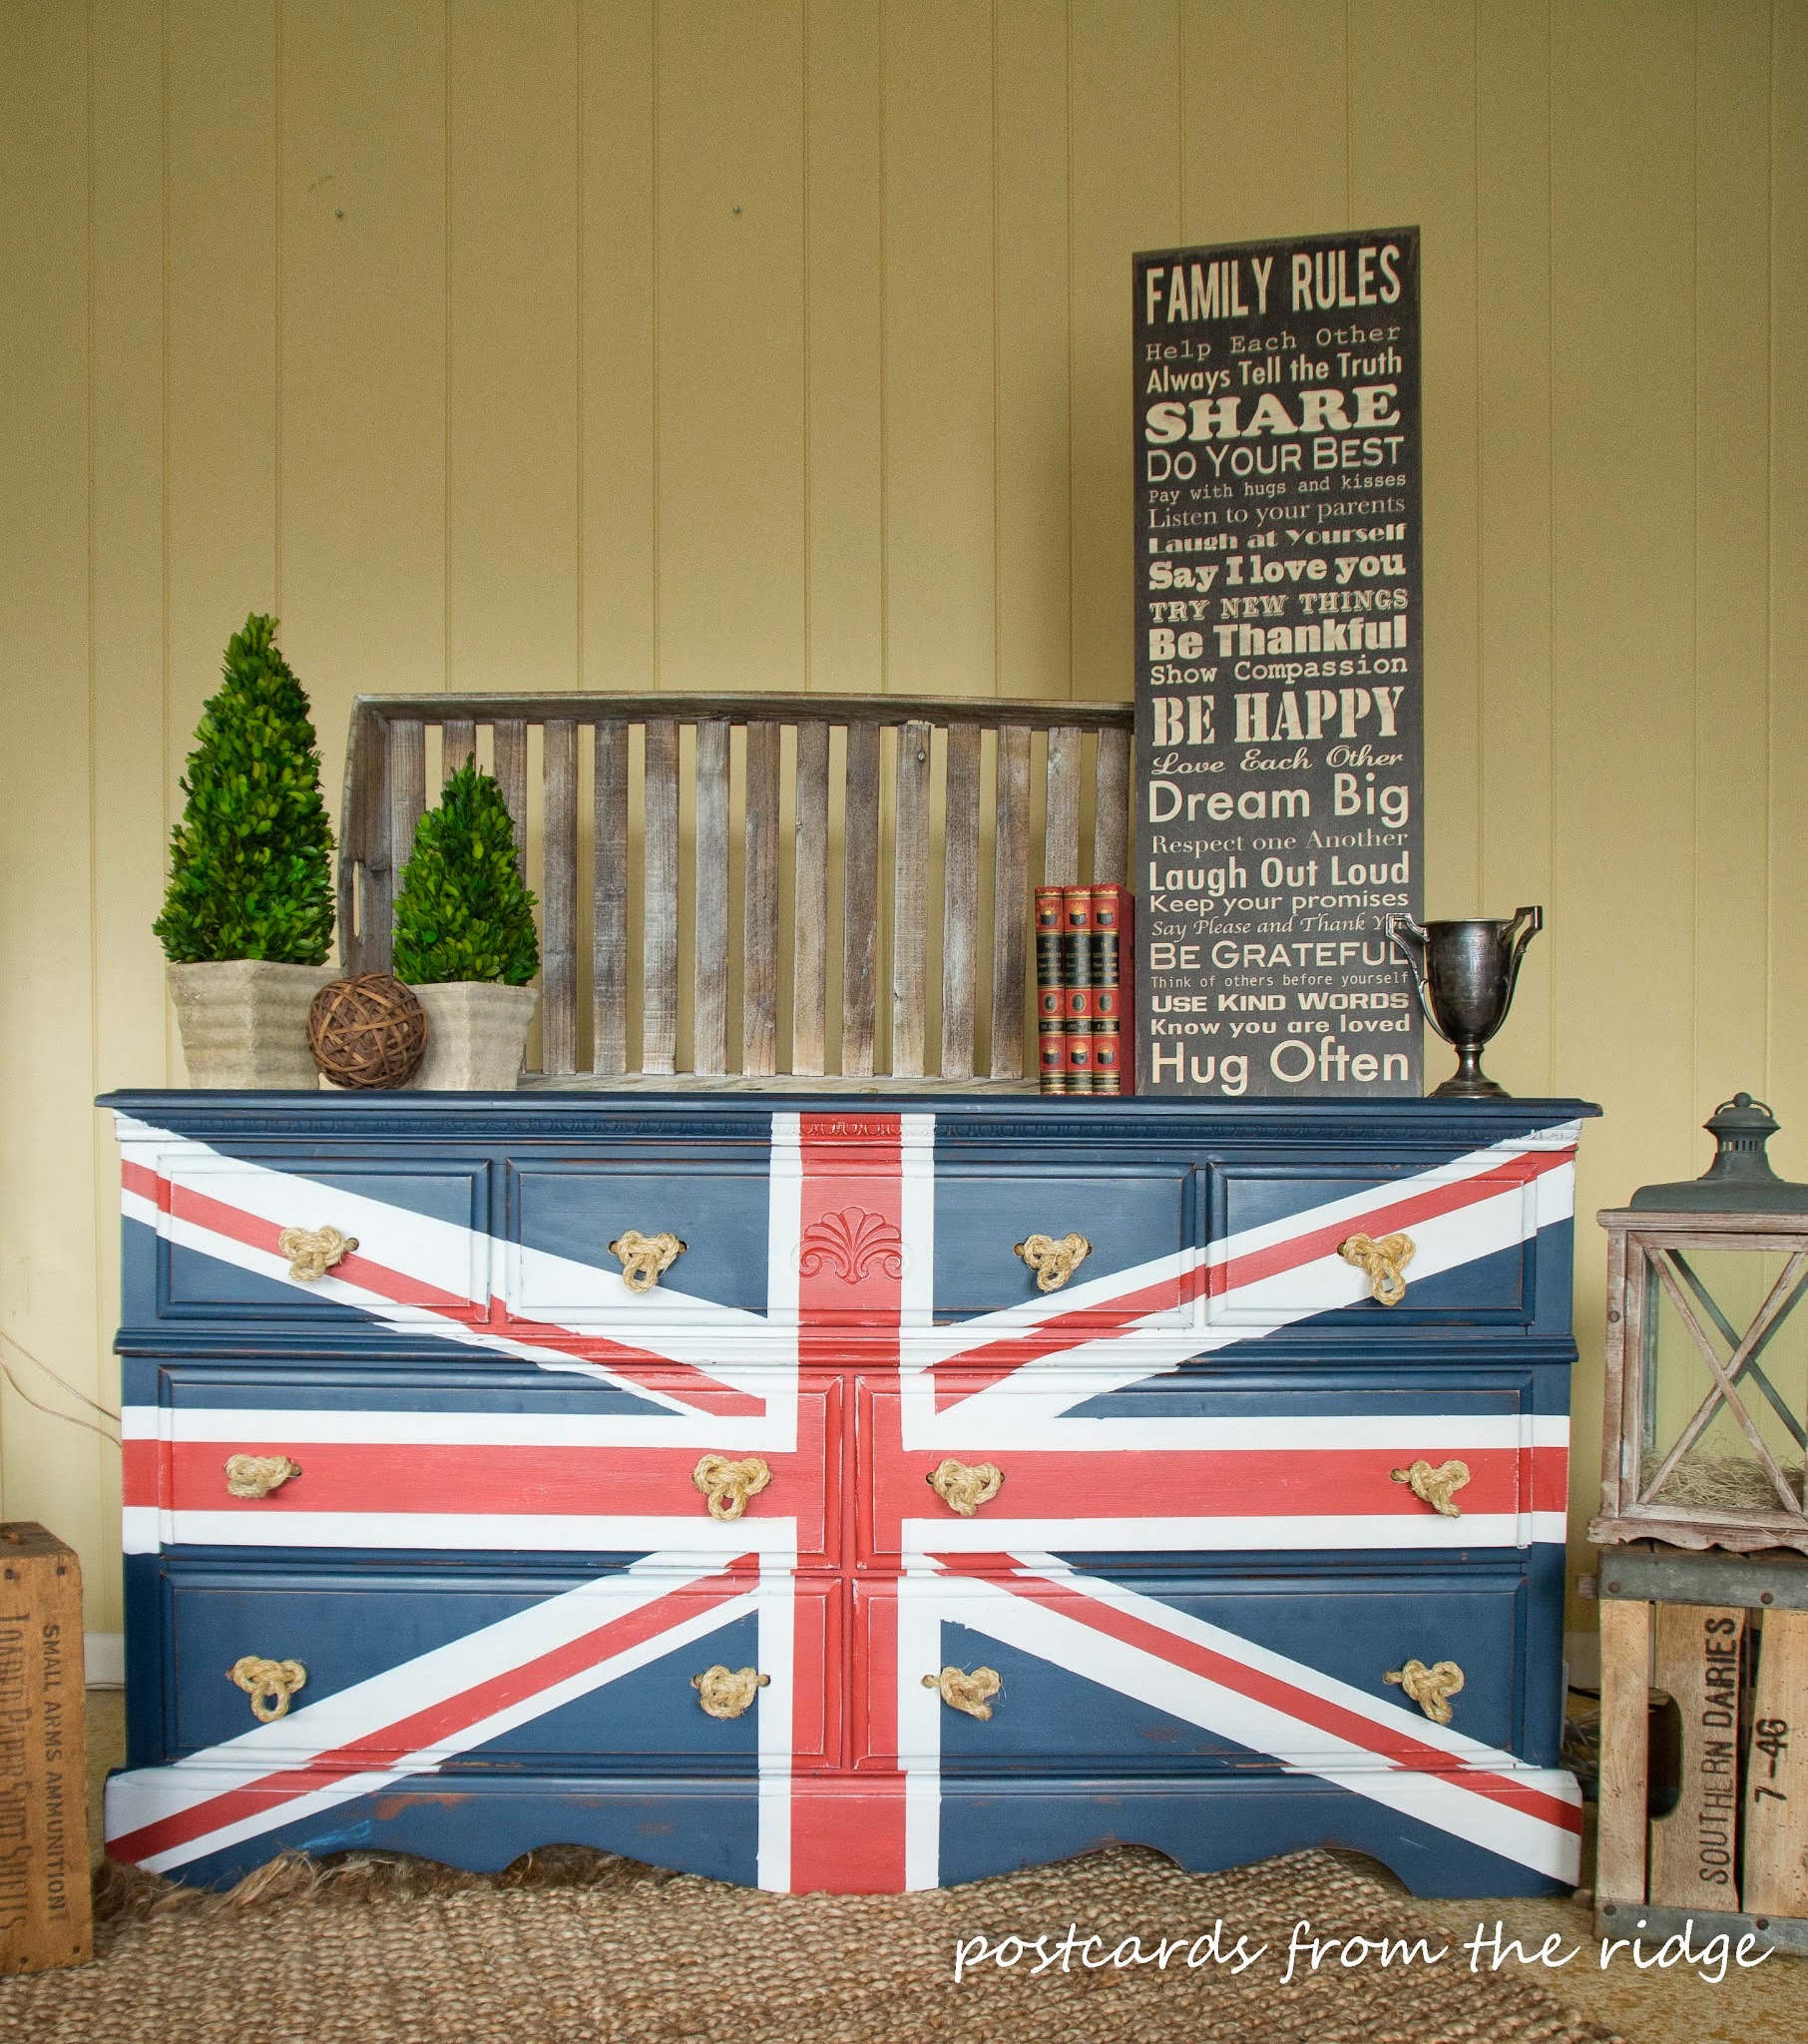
[870,1444,1528,1541]
[121,1438,160,1508]
[789,1111,907,1891]
[165,1434,825,1543]
[935,1556,1579,1836]
[931,1142,1572,1407]
[134,1160,763,1419]
[1531,1445,1570,1515]
[110,1557,759,1867]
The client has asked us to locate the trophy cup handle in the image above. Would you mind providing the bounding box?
[1388,914,1437,1030]
[1503,905,1544,1002]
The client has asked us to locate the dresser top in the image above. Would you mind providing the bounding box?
[101,1089,1598,1151]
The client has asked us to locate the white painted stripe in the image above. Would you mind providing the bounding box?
[755,1550,795,1892]
[122,1402,795,1452]
[898,1114,937,1330]
[896,1556,945,1892]
[154,1511,802,1555]
[121,1507,161,1555]
[922,1410,1563,1454]
[905,1513,1558,1554]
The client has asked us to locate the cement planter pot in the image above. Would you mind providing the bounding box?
[167,960,335,1089]
[408,981,538,1090]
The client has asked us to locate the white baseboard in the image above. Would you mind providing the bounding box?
[84,1631,124,1688]
[1564,1628,1600,1691]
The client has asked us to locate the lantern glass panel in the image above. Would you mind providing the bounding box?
[1637,1245,1808,1517]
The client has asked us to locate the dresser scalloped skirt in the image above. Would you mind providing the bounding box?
[100,1091,1597,1896]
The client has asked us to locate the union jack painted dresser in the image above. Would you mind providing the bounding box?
[102,1090,1596,1896]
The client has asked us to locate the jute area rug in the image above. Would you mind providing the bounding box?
[0,1844,1621,2044]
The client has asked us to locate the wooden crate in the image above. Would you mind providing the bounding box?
[1590,1544,1808,1954]
[0,1524,91,1973]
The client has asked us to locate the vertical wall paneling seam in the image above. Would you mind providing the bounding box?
[1054,0,1070,711]
[160,0,174,1079]
[1472,0,1485,897]
[443,0,454,693]
[651,3,661,693]
[85,0,105,1536]
[990,0,1001,698]
[878,0,889,695]
[272,0,283,615]
[575,0,585,693]
[1343,0,1352,227]
[1545,0,1557,1086]
[801,0,812,689]
[1764,0,1777,1098]
[1690,0,1701,1114]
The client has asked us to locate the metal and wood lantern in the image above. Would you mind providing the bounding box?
[1592,1093,1808,1556]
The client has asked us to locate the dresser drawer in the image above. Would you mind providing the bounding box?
[138,1149,493,1324]
[932,1164,1195,1325]
[1205,1156,1569,1337]
[154,1560,829,1770]
[859,1561,1529,1771]
[127,1366,837,1564]
[504,1159,774,1325]
[858,1373,1566,1563]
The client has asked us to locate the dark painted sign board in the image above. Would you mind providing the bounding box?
[1132,228,1425,1098]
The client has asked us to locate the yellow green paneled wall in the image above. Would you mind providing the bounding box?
[1,1,1804,1657]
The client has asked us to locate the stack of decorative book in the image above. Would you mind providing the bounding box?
[1036,884,1135,1095]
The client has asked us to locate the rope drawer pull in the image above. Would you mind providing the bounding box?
[922,1666,1003,1720]
[609,1229,686,1292]
[1014,1233,1092,1292]
[228,1655,307,1723]
[692,1454,772,1522]
[1338,1232,1415,1306]
[224,1453,302,1500]
[1390,1458,1470,1518]
[276,1225,357,1283]
[926,1458,1004,1517]
[1385,1658,1465,1725]
[691,1666,769,1719]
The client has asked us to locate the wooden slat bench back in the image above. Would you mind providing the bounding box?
[341,693,1132,1089]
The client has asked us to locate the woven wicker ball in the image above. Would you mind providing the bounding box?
[307,974,428,1090]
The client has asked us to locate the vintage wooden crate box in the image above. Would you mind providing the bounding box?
[0,1524,91,1974]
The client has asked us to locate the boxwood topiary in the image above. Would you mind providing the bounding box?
[391,759,540,986]
[154,613,336,964]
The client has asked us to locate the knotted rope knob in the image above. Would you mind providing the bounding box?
[276,1225,357,1284]
[1338,1231,1415,1306]
[692,1453,772,1522]
[1390,1457,1471,1518]
[228,1655,307,1723]
[1385,1658,1465,1725]
[224,1453,302,1500]
[1013,1233,1092,1292]
[690,1665,769,1720]
[922,1666,1003,1720]
[926,1458,1004,1517]
[609,1229,686,1293]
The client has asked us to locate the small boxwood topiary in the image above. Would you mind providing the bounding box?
[391,759,541,986]
[154,613,336,964]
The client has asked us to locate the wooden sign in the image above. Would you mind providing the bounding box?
[0,1525,91,1974]
[1131,228,1425,1097]
[1648,1602,1745,1908]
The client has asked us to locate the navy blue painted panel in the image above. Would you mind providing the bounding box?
[1060,1370,1530,1422]
[163,1566,759,1769]
[508,1162,771,1315]
[935,1780,1573,1896]
[152,1361,679,1421]
[112,1775,762,1890]
[932,1165,1193,1317]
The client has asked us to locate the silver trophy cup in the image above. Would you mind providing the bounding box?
[1388,907,1543,1100]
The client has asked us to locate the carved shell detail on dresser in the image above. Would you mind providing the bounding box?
[797,1206,905,1284]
